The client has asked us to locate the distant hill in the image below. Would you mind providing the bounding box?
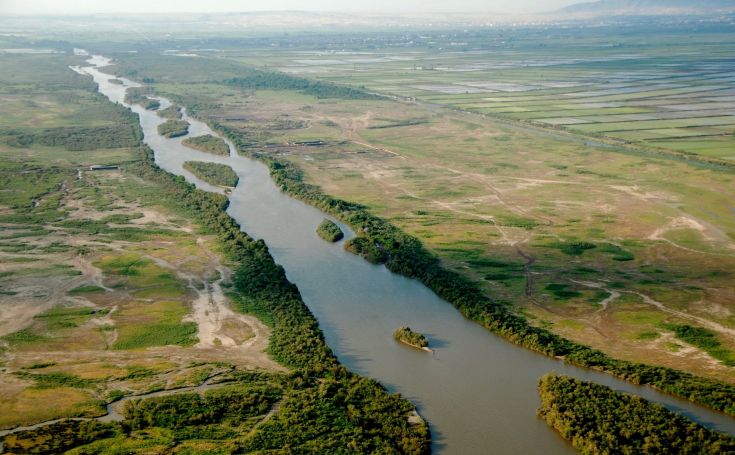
[558,0,735,15]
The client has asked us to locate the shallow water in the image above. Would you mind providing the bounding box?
[77,56,735,454]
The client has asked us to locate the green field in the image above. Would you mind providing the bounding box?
[209,25,735,161]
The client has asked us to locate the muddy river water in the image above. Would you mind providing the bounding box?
[74,55,735,454]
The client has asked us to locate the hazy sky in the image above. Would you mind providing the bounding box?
[0,0,581,14]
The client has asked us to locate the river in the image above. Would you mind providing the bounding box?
[75,55,735,454]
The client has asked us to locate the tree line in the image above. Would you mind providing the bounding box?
[223,69,380,100]
[537,374,734,454]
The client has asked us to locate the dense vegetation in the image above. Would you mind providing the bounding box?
[316,219,344,242]
[394,326,429,349]
[124,383,282,429]
[1,420,117,454]
[2,102,142,151]
[182,134,230,156]
[227,152,735,416]
[183,161,239,187]
[157,119,189,138]
[223,69,380,100]
[537,374,735,454]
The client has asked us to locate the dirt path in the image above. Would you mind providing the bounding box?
[648,215,735,256]
[516,246,537,299]
[628,290,735,339]
[571,280,622,312]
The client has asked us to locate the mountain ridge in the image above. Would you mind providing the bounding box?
[559,0,735,15]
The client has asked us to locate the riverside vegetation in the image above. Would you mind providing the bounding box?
[537,374,735,454]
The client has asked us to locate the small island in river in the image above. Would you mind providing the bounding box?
[183,161,239,187]
[158,104,182,120]
[157,119,190,138]
[394,326,431,352]
[182,134,230,156]
[316,219,344,242]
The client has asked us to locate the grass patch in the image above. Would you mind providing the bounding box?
[113,321,198,350]
[1,328,47,345]
[663,324,735,366]
[545,283,582,300]
[34,305,107,330]
[636,331,661,341]
[68,285,106,294]
[16,371,95,389]
[554,241,596,256]
[112,300,198,350]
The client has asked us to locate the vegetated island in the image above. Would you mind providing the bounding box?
[124,86,158,110]
[183,161,239,187]
[394,326,431,352]
[157,119,189,138]
[143,98,160,110]
[108,78,124,85]
[316,219,344,242]
[182,134,230,156]
[157,104,182,120]
[537,374,735,454]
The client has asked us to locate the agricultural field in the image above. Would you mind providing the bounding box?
[110,49,735,384]
[219,23,735,161]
